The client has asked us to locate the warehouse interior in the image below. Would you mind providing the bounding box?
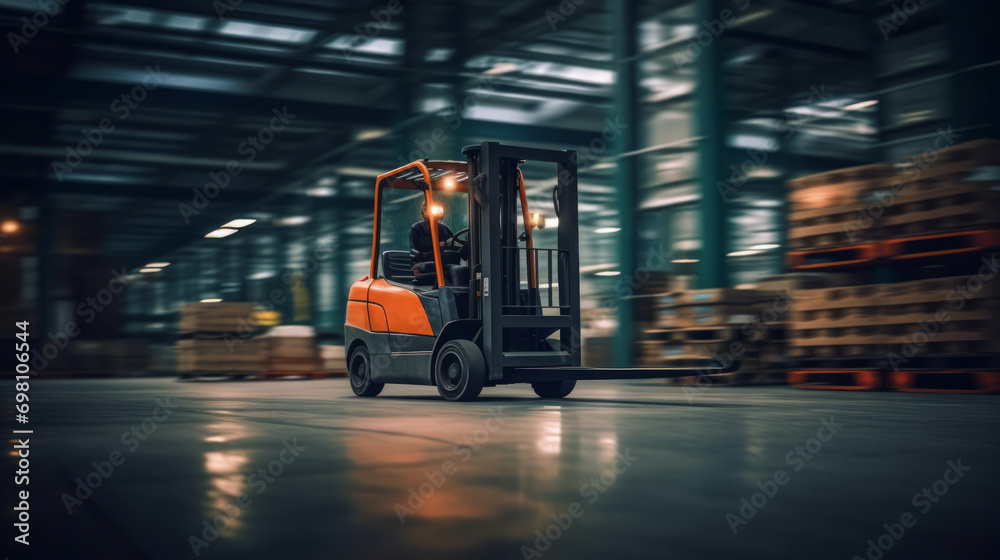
[2,0,999,559]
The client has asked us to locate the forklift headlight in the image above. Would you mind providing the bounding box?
[430,203,445,218]
[532,213,546,229]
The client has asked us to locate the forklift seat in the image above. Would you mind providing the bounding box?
[382,251,436,286]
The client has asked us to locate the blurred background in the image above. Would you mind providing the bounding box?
[1,0,998,382]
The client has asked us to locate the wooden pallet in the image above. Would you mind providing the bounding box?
[888,370,1000,394]
[786,243,885,270]
[885,228,1000,262]
[260,370,347,379]
[788,370,883,391]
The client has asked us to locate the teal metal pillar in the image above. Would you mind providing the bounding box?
[695,0,729,288]
[611,0,639,367]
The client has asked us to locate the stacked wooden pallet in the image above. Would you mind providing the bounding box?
[787,163,898,250]
[177,302,265,377]
[787,139,1000,263]
[788,276,1000,359]
[639,288,791,385]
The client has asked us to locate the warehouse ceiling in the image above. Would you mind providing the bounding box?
[1,0,937,266]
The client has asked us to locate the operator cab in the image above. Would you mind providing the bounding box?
[374,161,472,316]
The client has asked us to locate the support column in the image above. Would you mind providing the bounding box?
[611,0,639,367]
[695,0,729,288]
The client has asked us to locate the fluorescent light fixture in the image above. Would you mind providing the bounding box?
[595,271,621,277]
[750,244,780,251]
[219,21,314,43]
[221,219,256,228]
[845,99,879,111]
[672,259,699,264]
[276,216,311,227]
[305,187,336,197]
[356,129,388,141]
[484,62,520,75]
[139,268,162,273]
[205,228,238,238]
[728,250,762,257]
[200,298,223,303]
[145,262,171,268]
[594,227,621,234]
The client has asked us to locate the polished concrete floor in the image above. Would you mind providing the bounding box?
[7,378,999,560]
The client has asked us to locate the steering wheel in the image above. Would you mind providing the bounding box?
[453,228,470,245]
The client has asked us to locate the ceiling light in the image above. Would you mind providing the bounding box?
[205,228,238,238]
[139,268,162,273]
[145,262,171,268]
[221,219,256,228]
[728,250,762,257]
[1,220,19,234]
[595,271,621,277]
[276,216,311,226]
[306,187,337,197]
[750,244,779,251]
[484,63,520,75]
[595,227,621,234]
[672,259,699,264]
[200,298,223,303]
[845,99,879,111]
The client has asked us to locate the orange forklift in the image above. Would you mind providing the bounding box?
[345,142,737,401]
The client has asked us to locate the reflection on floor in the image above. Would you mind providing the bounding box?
[18,378,998,560]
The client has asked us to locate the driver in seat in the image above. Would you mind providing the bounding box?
[410,201,469,285]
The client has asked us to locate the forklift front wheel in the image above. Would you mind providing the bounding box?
[434,340,486,401]
[532,380,576,399]
[349,345,384,397]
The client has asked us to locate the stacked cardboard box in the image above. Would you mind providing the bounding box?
[265,325,322,372]
[178,338,267,374]
[319,345,347,372]
[177,302,264,376]
[787,276,1000,360]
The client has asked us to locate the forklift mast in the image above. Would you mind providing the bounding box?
[463,142,582,380]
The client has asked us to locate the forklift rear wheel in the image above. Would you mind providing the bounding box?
[434,340,486,401]
[349,345,384,397]
[531,380,576,399]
